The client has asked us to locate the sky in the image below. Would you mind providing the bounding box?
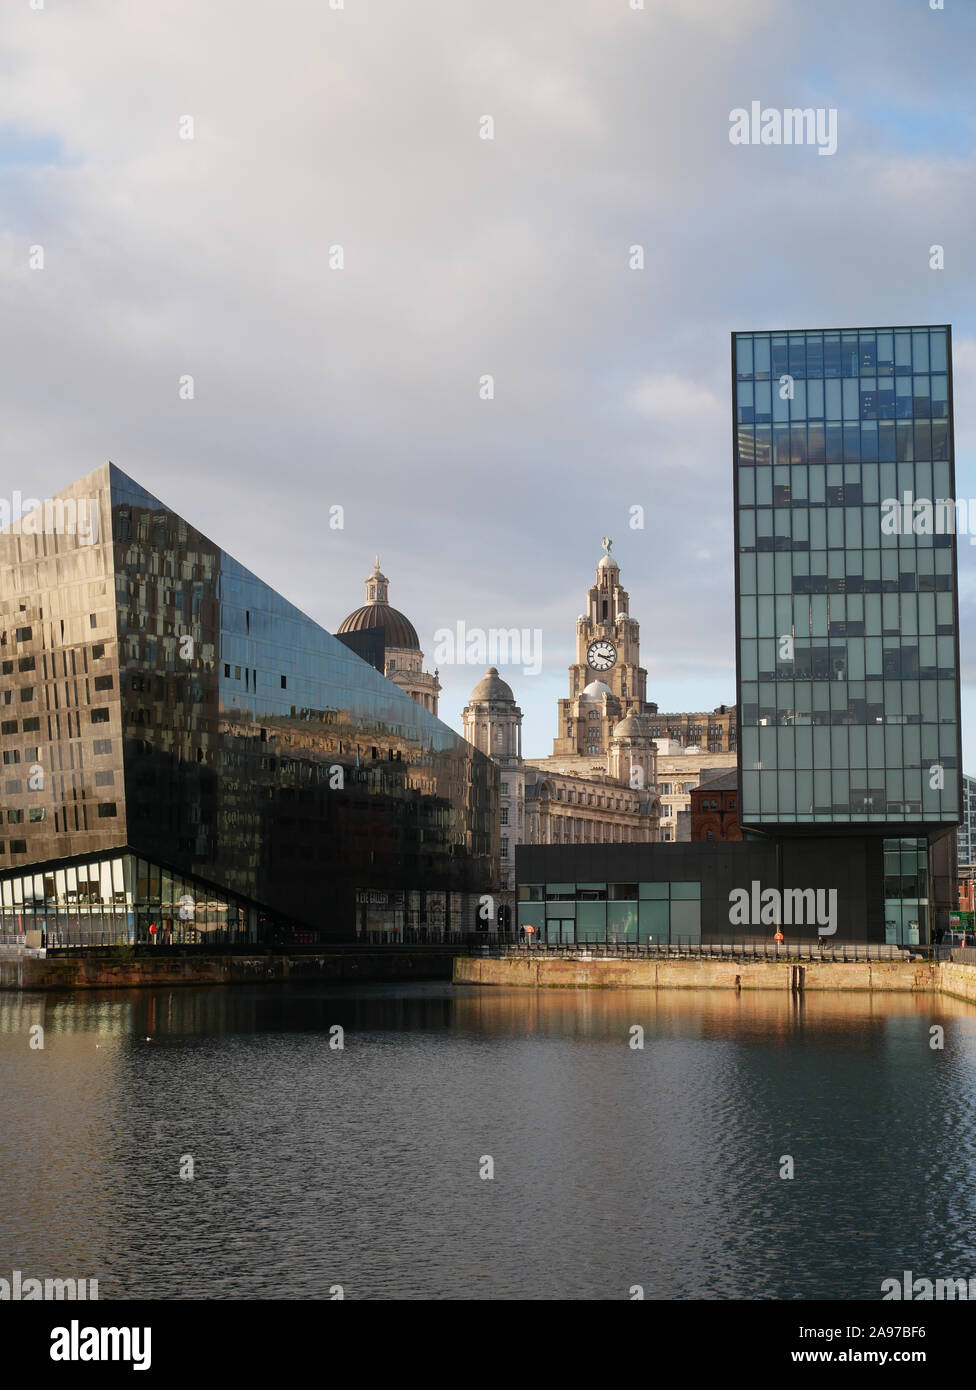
[2,0,976,763]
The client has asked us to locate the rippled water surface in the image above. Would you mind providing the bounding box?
[3,983,976,1300]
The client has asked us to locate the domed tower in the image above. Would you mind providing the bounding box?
[573,679,623,757]
[463,668,523,893]
[608,710,658,792]
[553,539,648,756]
[338,557,441,714]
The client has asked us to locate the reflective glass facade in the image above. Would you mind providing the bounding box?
[517,880,702,945]
[883,837,929,947]
[0,853,259,948]
[733,326,961,829]
[0,464,497,943]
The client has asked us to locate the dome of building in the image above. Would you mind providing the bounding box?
[337,557,420,649]
[580,680,613,700]
[338,602,420,650]
[468,667,515,702]
[597,553,619,571]
[612,710,650,739]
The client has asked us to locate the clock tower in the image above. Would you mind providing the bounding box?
[552,540,649,757]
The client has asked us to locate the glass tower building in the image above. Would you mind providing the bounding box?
[0,464,497,947]
[732,326,961,942]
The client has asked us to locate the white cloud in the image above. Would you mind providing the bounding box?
[2,0,976,763]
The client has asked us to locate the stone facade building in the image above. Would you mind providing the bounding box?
[551,541,736,758]
[462,668,525,893]
[552,543,647,757]
[643,704,737,755]
[655,743,739,842]
[463,668,660,895]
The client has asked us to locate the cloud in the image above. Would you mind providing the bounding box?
[1,0,976,762]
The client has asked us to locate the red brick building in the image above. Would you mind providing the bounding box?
[690,769,741,842]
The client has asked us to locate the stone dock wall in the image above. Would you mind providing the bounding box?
[453,955,948,994]
[0,950,456,991]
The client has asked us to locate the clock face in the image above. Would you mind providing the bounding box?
[586,639,617,672]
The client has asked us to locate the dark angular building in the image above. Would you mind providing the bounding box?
[0,464,497,947]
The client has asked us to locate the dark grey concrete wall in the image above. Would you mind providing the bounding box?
[516,838,888,943]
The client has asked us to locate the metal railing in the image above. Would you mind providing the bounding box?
[941,946,976,966]
[493,939,928,963]
[30,932,956,964]
[43,930,502,957]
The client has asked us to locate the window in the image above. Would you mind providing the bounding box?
[97,803,118,818]
[224,664,230,677]
[15,627,31,642]
[18,656,35,671]
[1,663,10,675]
[235,666,241,680]
[93,739,112,755]
[93,675,113,691]
[9,840,26,854]
[7,809,23,823]
[500,837,509,857]
[2,751,20,765]
[28,808,46,822]
[281,676,287,688]
[501,807,509,825]
[89,614,97,628]
[19,688,34,703]
[91,644,105,659]
[0,720,16,735]
[501,782,509,796]
[21,718,39,732]
[91,708,110,724]
[95,771,114,786]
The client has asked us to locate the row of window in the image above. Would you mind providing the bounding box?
[0,804,117,852]
[521,881,702,901]
[1,616,102,647]
[742,459,950,505]
[223,663,288,689]
[737,420,950,466]
[548,785,638,809]
[734,329,948,381]
[736,376,949,424]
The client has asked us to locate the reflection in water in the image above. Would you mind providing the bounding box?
[2,984,976,1300]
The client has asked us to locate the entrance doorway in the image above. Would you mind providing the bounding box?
[545,918,574,945]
